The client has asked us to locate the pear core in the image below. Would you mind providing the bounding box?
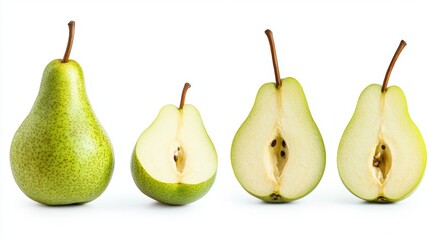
[269,133,288,183]
[173,146,186,174]
[372,142,392,185]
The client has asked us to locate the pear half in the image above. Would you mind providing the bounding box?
[131,83,217,205]
[337,40,426,202]
[231,30,326,202]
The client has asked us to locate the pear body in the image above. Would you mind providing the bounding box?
[337,84,426,202]
[131,104,217,205]
[231,78,325,202]
[10,59,114,205]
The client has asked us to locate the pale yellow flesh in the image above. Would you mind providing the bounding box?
[135,104,217,184]
[338,84,426,201]
[231,78,325,200]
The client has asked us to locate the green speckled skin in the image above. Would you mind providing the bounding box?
[131,149,216,205]
[10,59,114,206]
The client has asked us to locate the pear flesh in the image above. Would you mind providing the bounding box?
[132,104,217,205]
[338,84,426,202]
[231,78,326,202]
[10,59,114,205]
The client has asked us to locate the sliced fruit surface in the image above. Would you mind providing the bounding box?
[338,40,426,202]
[231,77,325,201]
[338,84,426,201]
[134,104,217,185]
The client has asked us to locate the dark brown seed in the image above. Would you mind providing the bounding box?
[373,160,380,167]
[271,139,277,147]
[381,145,386,150]
[280,151,285,157]
[174,155,178,161]
[282,140,286,148]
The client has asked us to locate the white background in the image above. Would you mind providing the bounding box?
[1,0,429,239]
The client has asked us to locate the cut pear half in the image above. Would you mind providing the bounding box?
[337,40,426,202]
[131,83,217,205]
[231,29,325,202]
[231,78,326,202]
[134,104,217,184]
[337,84,426,202]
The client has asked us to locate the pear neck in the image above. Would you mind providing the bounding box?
[35,60,90,110]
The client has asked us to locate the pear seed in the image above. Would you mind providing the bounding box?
[374,152,381,159]
[174,155,178,162]
[271,139,277,147]
[282,140,286,148]
[382,145,386,150]
[373,160,380,167]
[280,151,285,158]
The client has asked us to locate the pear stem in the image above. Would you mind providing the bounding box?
[179,83,191,109]
[382,40,407,92]
[265,29,281,88]
[62,21,75,63]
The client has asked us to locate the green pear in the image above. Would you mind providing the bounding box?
[231,30,325,202]
[337,40,426,202]
[131,83,217,205]
[10,21,114,206]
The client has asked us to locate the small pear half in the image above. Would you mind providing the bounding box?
[131,83,217,205]
[337,40,426,202]
[231,30,326,202]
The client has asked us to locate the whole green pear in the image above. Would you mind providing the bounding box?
[10,21,114,206]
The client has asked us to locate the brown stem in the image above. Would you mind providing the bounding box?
[62,21,75,63]
[265,29,281,88]
[179,83,191,109]
[382,40,407,92]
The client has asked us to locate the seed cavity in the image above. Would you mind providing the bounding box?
[173,145,185,174]
[372,141,392,184]
[269,133,289,183]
